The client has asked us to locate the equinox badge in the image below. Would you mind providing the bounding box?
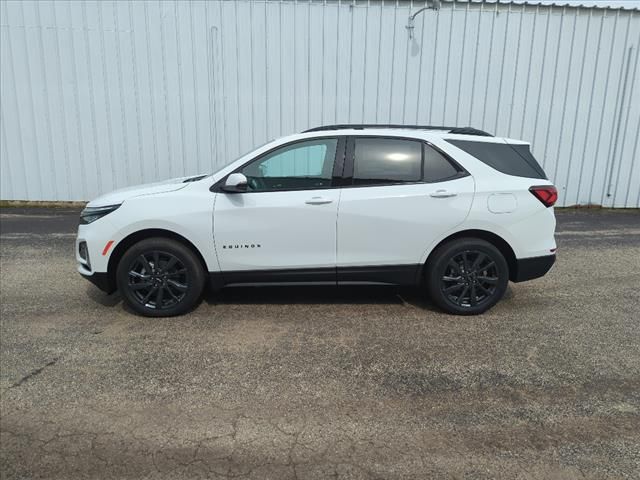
[222,244,261,249]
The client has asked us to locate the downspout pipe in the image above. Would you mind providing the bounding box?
[406,1,441,39]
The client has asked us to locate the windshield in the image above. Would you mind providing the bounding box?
[208,139,275,177]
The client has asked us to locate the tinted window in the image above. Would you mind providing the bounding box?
[447,139,547,179]
[423,145,460,182]
[509,144,548,178]
[242,138,338,191]
[353,138,422,185]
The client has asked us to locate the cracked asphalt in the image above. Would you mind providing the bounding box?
[1,208,639,479]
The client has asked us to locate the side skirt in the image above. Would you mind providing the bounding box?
[209,265,421,289]
[338,265,420,286]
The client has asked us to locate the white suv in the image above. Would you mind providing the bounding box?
[76,125,557,317]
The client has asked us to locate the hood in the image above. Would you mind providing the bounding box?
[87,174,206,207]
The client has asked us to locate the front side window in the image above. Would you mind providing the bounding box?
[241,138,338,192]
[353,138,422,185]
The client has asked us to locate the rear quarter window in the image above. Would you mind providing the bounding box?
[447,140,547,180]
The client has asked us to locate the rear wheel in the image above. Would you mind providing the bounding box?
[116,238,205,317]
[426,238,509,315]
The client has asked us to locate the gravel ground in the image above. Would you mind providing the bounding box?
[1,208,639,479]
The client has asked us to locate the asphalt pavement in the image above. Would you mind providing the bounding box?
[1,208,639,479]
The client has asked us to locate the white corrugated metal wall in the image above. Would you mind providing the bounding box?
[1,0,639,206]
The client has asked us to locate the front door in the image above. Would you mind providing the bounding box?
[213,137,344,283]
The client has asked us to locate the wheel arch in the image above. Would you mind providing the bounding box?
[422,229,518,282]
[107,229,209,291]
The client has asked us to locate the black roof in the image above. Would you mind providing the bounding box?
[303,124,494,137]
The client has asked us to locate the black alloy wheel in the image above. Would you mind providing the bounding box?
[127,251,188,310]
[116,237,206,317]
[426,238,509,315]
[441,250,499,308]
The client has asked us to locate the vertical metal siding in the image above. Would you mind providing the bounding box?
[1,0,638,206]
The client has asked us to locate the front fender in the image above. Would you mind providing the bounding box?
[98,193,219,274]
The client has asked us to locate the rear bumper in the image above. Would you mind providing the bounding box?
[513,254,556,282]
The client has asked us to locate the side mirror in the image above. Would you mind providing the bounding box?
[221,173,248,193]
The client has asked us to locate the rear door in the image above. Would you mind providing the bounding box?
[336,136,475,284]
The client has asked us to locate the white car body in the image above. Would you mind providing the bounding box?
[76,126,557,315]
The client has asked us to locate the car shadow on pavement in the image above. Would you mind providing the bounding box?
[202,285,440,310]
[84,284,445,313]
[85,285,122,307]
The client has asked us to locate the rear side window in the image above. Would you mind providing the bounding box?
[423,145,461,182]
[447,140,547,179]
[353,138,422,185]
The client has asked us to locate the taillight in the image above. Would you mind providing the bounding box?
[529,185,558,207]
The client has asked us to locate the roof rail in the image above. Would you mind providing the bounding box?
[448,127,494,137]
[302,124,493,137]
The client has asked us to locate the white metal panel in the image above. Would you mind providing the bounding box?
[0,0,638,206]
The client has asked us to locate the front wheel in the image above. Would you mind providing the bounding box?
[116,237,206,317]
[426,238,509,315]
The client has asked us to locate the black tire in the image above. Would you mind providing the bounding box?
[116,237,206,317]
[426,238,509,315]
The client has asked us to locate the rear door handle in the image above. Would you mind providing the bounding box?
[305,196,333,205]
[429,189,457,198]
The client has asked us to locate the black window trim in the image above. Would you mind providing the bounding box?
[210,136,347,193]
[342,135,469,188]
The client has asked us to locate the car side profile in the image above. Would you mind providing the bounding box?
[76,125,557,317]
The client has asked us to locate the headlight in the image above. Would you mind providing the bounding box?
[79,204,121,224]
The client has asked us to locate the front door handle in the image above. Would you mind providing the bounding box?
[429,189,457,198]
[305,197,333,205]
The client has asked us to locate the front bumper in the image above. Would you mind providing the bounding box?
[79,268,115,294]
[76,225,117,294]
[513,254,556,282]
